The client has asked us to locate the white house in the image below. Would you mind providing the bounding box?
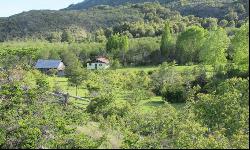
[87,57,110,70]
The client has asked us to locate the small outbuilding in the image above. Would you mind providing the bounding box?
[87,57,110,70]
[35,59,65,76]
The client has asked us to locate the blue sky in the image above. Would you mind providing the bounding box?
[0,0,84,17]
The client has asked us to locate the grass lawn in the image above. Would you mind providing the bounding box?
[48,76,89,97]
[139,96,185,113]
[48,64,207,111]
[117,66,158,72]
[139,96,164,112]
[48,76,90,108]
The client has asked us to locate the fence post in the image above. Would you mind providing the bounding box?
[63,93,69,106]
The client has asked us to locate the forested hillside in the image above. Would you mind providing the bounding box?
[0,0,248,41]
[65,0,235,11]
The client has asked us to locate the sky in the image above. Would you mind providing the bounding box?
[0,0,84,17]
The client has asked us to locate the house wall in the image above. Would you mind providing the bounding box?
[57,62,65,71]
[87,63,109,70]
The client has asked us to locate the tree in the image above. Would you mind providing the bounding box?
[231,23,249,67]
[160,22,174,61]
[192,78,249,136]
[106,34,129,65]
[218,19,228,28]
[106,34,121,54]
[0,69,99,149]
[111,59,122,70]
[228,20,236,28]
[61,29,74,43]
[48,32,62,43]
[176,26,207,64]
[202,17,218,30]
[199,28,230,66]
[95,28,107,43]
[61,49,79,67]
[49,49,60,59]
[119,35,129,65]
[226,11,238,21]
[67,63,86,96]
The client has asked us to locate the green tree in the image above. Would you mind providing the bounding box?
[160,22,174,61]
[119,35,129,65]
[111,59,122,70]
[48,32,62,43]
[202,17,218,30]
[231,23,249,67]
[67,64,86,96]
[228,20,236,28]
[192,78,249,136]
[176,26,207,64]
[61,30,74,43]
[106,34,129,65]
[106,34,121,54]
[95,28,107,43]
[199,28,230,66]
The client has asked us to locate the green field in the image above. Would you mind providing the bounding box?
[47,65,214,111]
[48,65,202,112]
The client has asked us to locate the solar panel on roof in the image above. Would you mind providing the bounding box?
[35,59,62,69]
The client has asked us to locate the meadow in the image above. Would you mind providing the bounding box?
[48,65,207,112]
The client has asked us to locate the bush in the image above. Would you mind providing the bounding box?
[161,82,186,103]
[87,93,131,118]
[47,69,58,76]
[54,133,103,149]
[225,63,249,78]
[111,59,122,69]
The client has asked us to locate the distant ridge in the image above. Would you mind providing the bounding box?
[64,0,235,10]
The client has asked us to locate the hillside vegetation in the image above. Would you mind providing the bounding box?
[0,0,248,41]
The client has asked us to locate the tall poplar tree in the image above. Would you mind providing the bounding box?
[160,22,174,61]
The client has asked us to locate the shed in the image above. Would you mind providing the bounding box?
[35,59,65,76]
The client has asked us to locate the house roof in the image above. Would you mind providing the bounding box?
[88,57,109,64]
[35,59,63,69]
[96,57,109,64]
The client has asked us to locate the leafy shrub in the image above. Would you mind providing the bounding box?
[111,59,122,69]
[192,78,249,136]
[54,133,103,149]
[161,82,186,103]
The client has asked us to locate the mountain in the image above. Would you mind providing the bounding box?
[65,0,233,10]
[64,0,176,10]
[65,0,249,19]
[0,0,248,42]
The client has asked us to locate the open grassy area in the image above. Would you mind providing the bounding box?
[48,65,210,111]
[139,96,165,112]
[48,76,88,97]
[47,76,90,108]
[139,96,185,113]
[48,75,186,112]
[117,66,158,72]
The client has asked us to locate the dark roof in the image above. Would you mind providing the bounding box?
[35,59,62,69]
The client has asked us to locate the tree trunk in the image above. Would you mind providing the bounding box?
[76,85,78,96]
[122,51,125,66]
